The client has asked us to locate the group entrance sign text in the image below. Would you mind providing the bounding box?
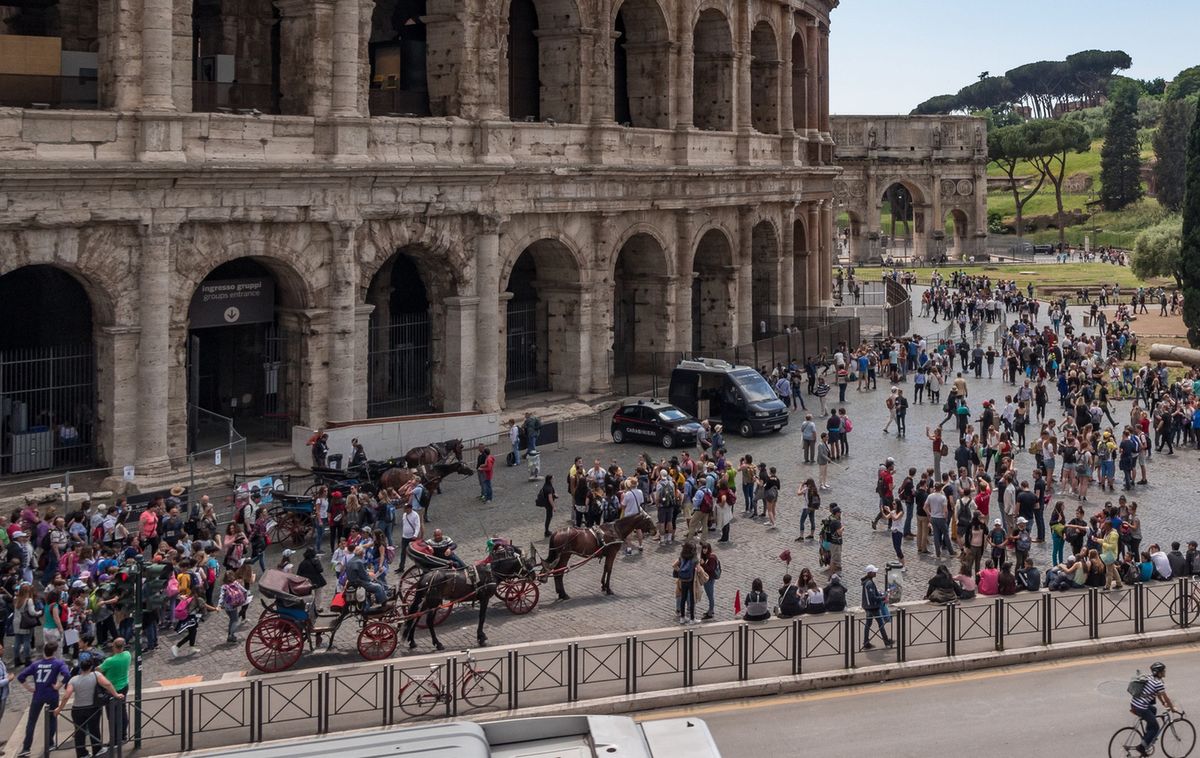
[189,278,275,328]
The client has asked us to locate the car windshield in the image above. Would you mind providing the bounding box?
[732,370,778,403]
[657,408,688,422]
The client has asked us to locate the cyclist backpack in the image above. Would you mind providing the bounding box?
[1126,671,1149,698]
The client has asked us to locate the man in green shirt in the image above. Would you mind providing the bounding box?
[99,637,131,740]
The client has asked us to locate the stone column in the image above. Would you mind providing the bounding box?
[805,22,820,136]
[780,207,795,319]
[819,25,830,135]
[735,0,752,132]
[97,0,140,109]
[675,4,694,129]
[779,9,795,163]
[675,211,695,350]
[97,325,140,470]
[326,221,360,422]
[140,0,174,109]
[474,217,502,413]
[330,0,361,116]
[136,224,172,471]
[820,201,835,307]
[443,297,479,411]
[589,213,615,393]
[807,204,822,309]
[276,0,335,117]
[352,304,373,419]
[171,0,193,111]
[736,208,754,343]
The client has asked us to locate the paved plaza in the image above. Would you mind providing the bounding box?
[5,290,1197,737]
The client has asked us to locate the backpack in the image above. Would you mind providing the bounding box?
[602,496,620,522]
[700,490,714,514]
[418,486,432,509]
[843,417,853,433]
[956,498,974,527]
[166,575,180,598]
[1016,530,1032,553]
[1127,672,1150,698]
[711,559,722,581]
[224,541,245,570]
[875,474,888,496]
[221,582,247,610]
[173,597,190,621]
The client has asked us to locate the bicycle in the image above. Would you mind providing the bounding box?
[1168,580,1199,627]
[1109,709,1195,757]
[397,652,502,718]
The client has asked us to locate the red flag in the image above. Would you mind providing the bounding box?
[733,590,742,616]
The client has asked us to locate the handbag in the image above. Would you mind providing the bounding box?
[19,604,39,630]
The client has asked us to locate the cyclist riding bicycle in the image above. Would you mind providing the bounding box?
[1131,661,1178,755]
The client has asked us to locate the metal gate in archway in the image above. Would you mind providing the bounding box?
[506,300,544,397]
[367,312,432,417]
[0,343,97,474]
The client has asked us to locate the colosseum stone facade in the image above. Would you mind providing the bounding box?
[0,0,841,476]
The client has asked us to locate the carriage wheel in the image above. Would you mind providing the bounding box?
[357,620,398,661]
[499,579,539,615]
[398,568,452,628]
[267,512,308,548]
[245,616,304,673]
[418,603,453,629]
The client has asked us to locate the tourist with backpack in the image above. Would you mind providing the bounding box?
[860,566,893,650]
[169,588,216,658]
[217,573,249,644]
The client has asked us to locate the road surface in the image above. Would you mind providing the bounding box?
[640,642,1200,756]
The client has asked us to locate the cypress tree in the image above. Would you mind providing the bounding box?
[1181,99,1200,347]
[1100,80,1144,211]
[1153,99,1196,213]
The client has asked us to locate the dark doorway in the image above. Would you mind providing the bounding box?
[505,251,547,396]
[0,265,97,473]
[368,0,431,116]
[507,0,539,120]
[366,251,433,417]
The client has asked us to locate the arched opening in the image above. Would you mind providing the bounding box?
[836,210,865,263]
[0,0,100,109]
[943,208,970,262]
[880,182,916,259]
[0,265,97,473]
[365,250,433,417]
[186,258,300,447]
[692,9,733,131]
[692,229,735,353]
[504,240,583,397]
[368,0,432,116]
[750,21,779,134]
[751,221,780,336]
[613,0,670,129]
[612,233,670,374]
[507,0,581,123]
[790,32,807,133]
[191,0,281,113]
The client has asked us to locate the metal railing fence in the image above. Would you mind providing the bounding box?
[36,579,1196,756]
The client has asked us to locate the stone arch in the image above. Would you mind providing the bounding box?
[751,220,780,335]
[878,180,927,257]
[750,19,780,134]
[791,215,812,314]
[612,0,671,129]
[499,226,588,291]
[839,208,865,263]
[692,8,734,131]
[503,237,587,397]
[612,231,673,373]
[790,30,807,132]
[358,217,471,300]
[0,227,132,326]
[607,222,675,279]
[691,228,735,352]
[506,0,584,123]
[943,207,970,260]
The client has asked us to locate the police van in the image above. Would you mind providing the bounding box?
[668,358,789,437]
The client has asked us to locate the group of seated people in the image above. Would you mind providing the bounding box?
[741,570,850,621]
[924,560,1042,603]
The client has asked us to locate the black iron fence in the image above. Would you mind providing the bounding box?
[35,580,1195,756]
[0,343,98,475]
[612,316,861,399]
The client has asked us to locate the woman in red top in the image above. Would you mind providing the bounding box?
[328,491,347,548]
[479,449,495,503]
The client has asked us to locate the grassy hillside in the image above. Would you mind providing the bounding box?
[987,137,1161,248]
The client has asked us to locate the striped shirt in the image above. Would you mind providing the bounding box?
[1131,676,1164,710]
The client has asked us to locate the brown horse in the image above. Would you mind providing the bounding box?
[400,554,522,651]
[403,439,464,469]
[543,510,657,600]
[379,460,473,493]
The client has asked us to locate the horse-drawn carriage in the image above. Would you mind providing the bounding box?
[264,492,318,547]
[304,440,472,498]
[395,539,541,626]
[244,569,400,673]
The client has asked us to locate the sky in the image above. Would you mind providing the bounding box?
[830,0,1200,115]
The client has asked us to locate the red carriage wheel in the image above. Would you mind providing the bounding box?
[398,567,423,607]
[500,579,539,615]
[417,602,452,629]
[357,620,398,661]
[245,616,304,673]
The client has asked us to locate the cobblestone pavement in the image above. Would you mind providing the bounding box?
[6,300,1197,733]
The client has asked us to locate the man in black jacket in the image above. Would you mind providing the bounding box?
[1167,542,1188,579]
[860,566,893,650]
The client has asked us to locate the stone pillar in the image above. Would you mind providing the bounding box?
[675,211,695,351]
[352,304,373,419]
[735,0,751,132]
[589,214,615,394]
[97,0,140,109]
[736,208,753,343]
[330,0,361,116]
[807,204,822,309]
[474,217,502,413]
[443,297,479,411]
[804,22,819,136]
[819,26,830,135]
[326,221,360,422]
[675,4,694,129]
[140,0,175,110]
[276,0,335,117]
[820,201,835,307]
[779,9,795,164]
[97,325,140,470]
[136,224,172,471]
[171,0,192,111]
[780,208,795,320]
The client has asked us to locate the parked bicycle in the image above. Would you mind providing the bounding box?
[1110,709,1195,757]
[397,652,502,718]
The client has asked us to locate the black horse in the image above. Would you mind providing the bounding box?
[401,549,531,650]
[403,439,464,469]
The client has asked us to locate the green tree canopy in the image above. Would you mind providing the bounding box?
[1181,99,1200,346]
[955,77,1016,112]
[1153,99,1197,213]
[1100,79,1144,211]
[1066,50,1133,103]
[912,94,960,115]
[989,122,1049,237]
[1025,120,1092,244]
[1132,216,1183,286]
[1167,66,1200,102]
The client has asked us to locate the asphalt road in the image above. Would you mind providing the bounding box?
[639,642,1200,757]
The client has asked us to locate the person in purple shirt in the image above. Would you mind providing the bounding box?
[17,642,72,757]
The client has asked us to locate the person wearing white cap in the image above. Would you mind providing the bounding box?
[277,548,297,573]
[860,565,893,650]
[1013,516,1032,569]
[882,386,899,434]
[989,518,1008,570]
